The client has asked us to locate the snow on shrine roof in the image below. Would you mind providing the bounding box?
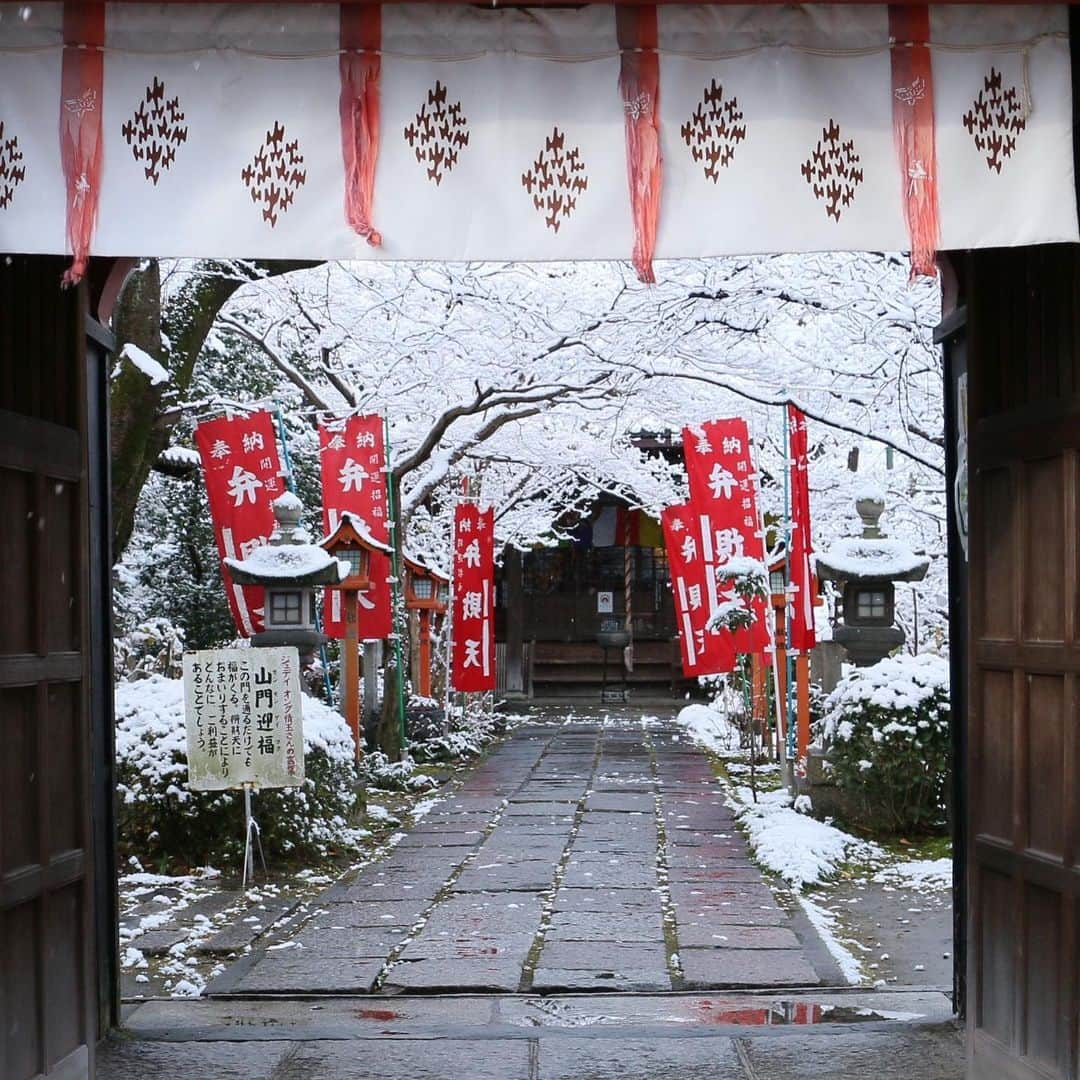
[224,542,348,585]
[322,512,394,556]
[402,544,449,582]
[159,445,200,468]
[815,537,929,584]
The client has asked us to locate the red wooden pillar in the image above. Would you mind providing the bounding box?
[417,609,433,700]
[796,652,811,763]
[343,590,362,759]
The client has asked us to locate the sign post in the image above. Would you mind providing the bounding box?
[183,646,305,883]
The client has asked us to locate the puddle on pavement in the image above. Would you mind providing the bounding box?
[515,997,927,1029]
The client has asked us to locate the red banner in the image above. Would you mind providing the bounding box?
[59,2,104,285]
[451,503,495,692]
[788,405,817,653]
[617,6,661,285]
[194,411,283,637]
[662,503,736,677]
[319,414,392,641]
[683,417,771,655]
[889,5,940,279]
[339,4,382,247]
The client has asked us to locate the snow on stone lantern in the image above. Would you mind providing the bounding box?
[223,492,348,664]
[402,548,449,701]
[322,512,393,755]
[814,489,930,666]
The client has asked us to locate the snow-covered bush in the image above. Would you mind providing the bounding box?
[817,654,950,834]
[114,618,186,680]
[361,751,438,793]
[114,676,364,868]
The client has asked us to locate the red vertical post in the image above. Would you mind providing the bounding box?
[343,590,362,759]
[418,610,433,700]
[796,652,811,763]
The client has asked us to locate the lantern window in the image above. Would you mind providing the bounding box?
[339,547,365,579]
[855,588,887,620]
[269,590,303,626]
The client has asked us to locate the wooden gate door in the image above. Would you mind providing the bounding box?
[0,256,100,1078]
[965,245,1080,1080]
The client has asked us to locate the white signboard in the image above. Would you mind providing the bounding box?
[597,591,614,615]
[183,647,305,791]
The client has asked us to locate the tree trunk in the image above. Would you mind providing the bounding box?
[110,259,317,561]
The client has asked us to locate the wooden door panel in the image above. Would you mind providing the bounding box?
[0,256,96,1079]
[966,243,1080,1080]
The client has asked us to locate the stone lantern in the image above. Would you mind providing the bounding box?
[815,491,930,666]
[402,549,449,701]
[223,492,347,664]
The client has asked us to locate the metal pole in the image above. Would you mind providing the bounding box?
[383,418,408,755]
[240,784,264,888]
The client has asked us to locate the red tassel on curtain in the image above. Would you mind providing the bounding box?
[889,5,940,279]
[616,6,662,285]
[340,4,382,247]
[59,2,105,286]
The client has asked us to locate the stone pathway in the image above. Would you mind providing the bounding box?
[208,718,830,997]
[104,715,964,1078]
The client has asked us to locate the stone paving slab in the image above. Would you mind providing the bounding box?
[281,1038,533,1079]
[740,1028,965,1079]
[307,900,427,928]
[679,947,821,989]
[531,968,673,992]
[226,955,384,993]
[538,1036,745,1079]
[676,925,802,950]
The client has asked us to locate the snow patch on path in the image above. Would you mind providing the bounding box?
[797,892,864,986]
[674,703,741,755]
[873,856,952,893]
[731,786,882,890]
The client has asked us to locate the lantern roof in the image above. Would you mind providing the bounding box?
[321,511,394,557]
[402,545,449,584]
[225,492,349,587]
[815,493,929,585]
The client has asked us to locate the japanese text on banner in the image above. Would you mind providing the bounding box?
[662,502,735,676]
[320,414,392,640]
[194,411,283,637]
[682,418,771,656]
[788,405,817,653]
[451,503,495,692]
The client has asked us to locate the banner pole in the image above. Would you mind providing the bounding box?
[384,418,409,756]
[275,408,335,705]
[782,402,796,765]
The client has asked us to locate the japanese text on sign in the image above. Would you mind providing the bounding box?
[183,647,305,790]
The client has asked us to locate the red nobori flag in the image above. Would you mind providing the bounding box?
[662,503,735,676]
[683,418,771,655]
[319,414,392,640]
[788,405,816,653]
[451,503,495,692]
[194,411,284,637]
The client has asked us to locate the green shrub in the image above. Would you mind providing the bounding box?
[817,654,950,835]
[115,675,365,869]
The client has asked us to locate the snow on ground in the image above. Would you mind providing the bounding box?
[673,703,742,755]
[730,785,882,890]
[797,892,864,986]
[873,857,952,893]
